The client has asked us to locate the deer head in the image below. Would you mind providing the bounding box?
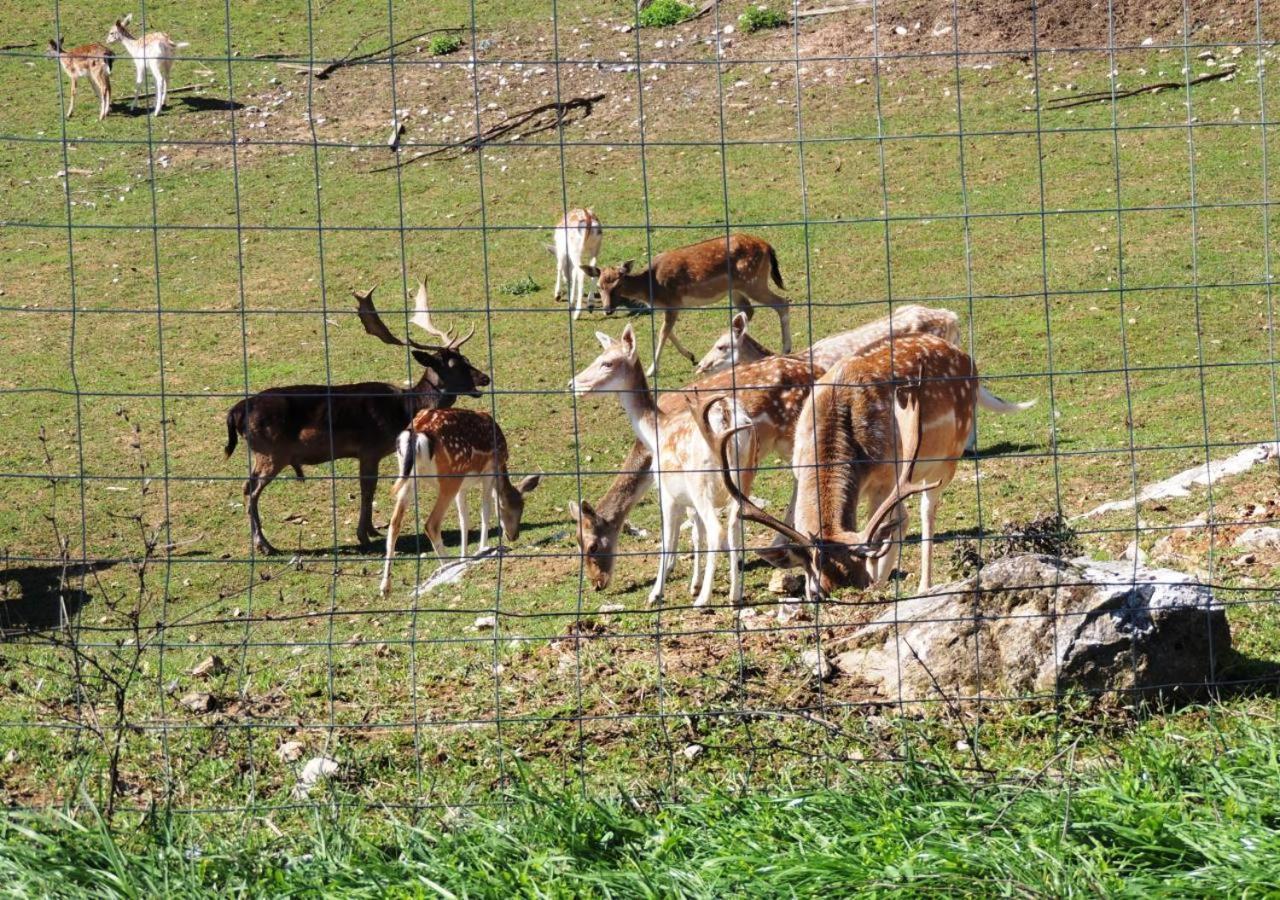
[354,279,489,402]
[693,385,938,603]
[497,473,543,541]
[568,323,639,396]
[694,312,758,376]
[580,260,634,315]
[568,499,614,591]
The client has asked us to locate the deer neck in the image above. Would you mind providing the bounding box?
[794,394,864,544]
[618,269,666,306]
[593,440,655,532]
[613,366,662,455]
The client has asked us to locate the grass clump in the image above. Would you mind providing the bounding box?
[950,513,1081,577]
[739,6,789,32]
[638,0,696,28]
[498,275,541,296]
[427,33,463,56]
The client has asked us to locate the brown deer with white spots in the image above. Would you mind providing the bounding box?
[552,207,603,320]
[697,334,979,602]
[45,40,114,120]
[694,307,1033,450]
[583,233,791,377]
[569,350,821,594]
[380,408,541,596]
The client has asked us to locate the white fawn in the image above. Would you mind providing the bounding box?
[105,14,188,116]
[704,334,979,602]
[46,39,114,121]
[570,323,758,607]
[583,233,792,377]
[380,408,541,596]
[552,208,603,321]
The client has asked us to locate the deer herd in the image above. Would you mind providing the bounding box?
[221,204,1034,611]
[47,14,188,120]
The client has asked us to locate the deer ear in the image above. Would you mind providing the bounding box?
[581,264,600,278]
[517,473,542,495]
[594,330,613,350]
[620,323,637,358]
[567,501,581,522]
[731,312,748,336]
[121,13,132,24]
[620,259,634,274]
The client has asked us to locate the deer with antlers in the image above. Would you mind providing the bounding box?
[379,408,541,596]
[570,323,768,607]
[552,207,603,321]
[583,233,791,376]
[696,333,978,602]
[45,39,114,121]
[570,352,820,593]
[224,281,488,555]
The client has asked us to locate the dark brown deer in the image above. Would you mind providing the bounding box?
[224,281,489,555]
[583,233,791,376]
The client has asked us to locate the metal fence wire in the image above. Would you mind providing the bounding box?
[1,0,1277,818]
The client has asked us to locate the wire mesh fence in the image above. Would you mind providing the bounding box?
[0,0,1277,820]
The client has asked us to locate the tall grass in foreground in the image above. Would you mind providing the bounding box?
[1,711,1278,897]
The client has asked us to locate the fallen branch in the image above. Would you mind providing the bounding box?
[279,25,465,79]
[363,93,605,172]
[129,82,204,102]
[1042,65,1236,111]
[1,41,37,51]
[794,3,872,19]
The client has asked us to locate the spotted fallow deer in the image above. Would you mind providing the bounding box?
[570,323,762,607]
[552,208,603,321]
[694,307,1034,450]
[105,14,188,116]
[583,233,791,377]
[700,333,979,602]
[379,408,541,596]
[569,352,820,592]
[45,40,114,121]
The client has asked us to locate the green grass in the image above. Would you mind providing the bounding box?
[1,0,1279,862]
[427,33,462,56]
[638,0,697,28]
[4,709,1280,896]
[739,6,789,33]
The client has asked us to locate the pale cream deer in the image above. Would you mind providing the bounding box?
[570,323,759,607]
[106,14,188,116]
[552,207,603,320]
[380,408,541,596]
[703,334,979,601]
[46,40,114,121]
[584,233,791,377]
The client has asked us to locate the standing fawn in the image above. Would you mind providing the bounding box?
[705,334,979,602]
[570,323,759,607]
[105,14,188,116]
[570,353,819,592]
[380,409,542,596]
[46,40,114,121]
[552,208,603,321]
[694,307,1034,451]
[583,233,792,377]
[225,281,489,555]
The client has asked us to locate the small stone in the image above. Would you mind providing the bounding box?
[474,615,497,630]
[1235,527,1280,550]
[178,691,216,714]
[1234,553,1257,567]
[683,743,704,760]
[3,749,18,764]
[802,649,834,681]
[277,741,304,763]
[345,633,363,646]
[190,655,226,678]
[599,603,626,614]
[768,570,805,595]
[1141,36,1155,46]
[894,25,908,35]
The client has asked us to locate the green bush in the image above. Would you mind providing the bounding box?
[498,275,540,296]
[739,6,788,33]
[638,0,696,28]
[428,34,462,56]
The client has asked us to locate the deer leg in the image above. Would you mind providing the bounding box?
[454,487,470,558]
[132,59,143,109]
[732,293,755,320]
[380,480,412,596]
[65,76,77,119]
[477,477,495,552]
[426,477,464,563]
[553,255,567,303]
[694,505,722,609]
[647,489,680,606]
[917,487,940,594]
[687,510,703,597]
[356,455,381,545]
[869,501,906,586]
[245,462,282,555]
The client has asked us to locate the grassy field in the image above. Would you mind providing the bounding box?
[2,0,1280,874]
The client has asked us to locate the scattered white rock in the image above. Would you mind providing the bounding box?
[277,741,304,763]
[293,757,339,798]
[1235,527,1280,551]
[802,649,834,681]
[683,743,704,760]
[474,615,497,630]
[190,655,226,678]
[599,603,626,614]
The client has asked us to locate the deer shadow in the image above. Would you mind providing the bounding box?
[0,560,113,634]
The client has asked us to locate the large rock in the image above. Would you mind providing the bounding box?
[833,555,1228,707]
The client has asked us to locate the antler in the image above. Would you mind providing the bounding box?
[686,392,808,547]
[412,279,475,351]
[849,382,941,556]
[354,286,446,351]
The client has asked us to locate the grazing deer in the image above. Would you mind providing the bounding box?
[552,208,603,321]
[694,307,1034,451]
[379,409,541,596]
[224,281,489,556]
[45,40,114,121]
[701,334,978,602]
[105,14,188,116]
[570,323,761,606]
[569,353,820,592]
[583,233,791,377]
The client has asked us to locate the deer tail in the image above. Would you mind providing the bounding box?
[224,403,244,457]
[768,245,784,290]
[174,41,191,49]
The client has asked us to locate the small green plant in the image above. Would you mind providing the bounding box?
[428,33,463,56]
[498,275,541,296]
[739,6,788,33]
[638,0,695,28]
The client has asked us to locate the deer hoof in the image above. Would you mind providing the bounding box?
[255,539,279,557]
